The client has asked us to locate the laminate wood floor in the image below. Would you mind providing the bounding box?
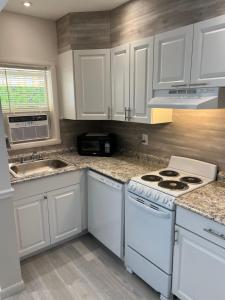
[7,234,160,300]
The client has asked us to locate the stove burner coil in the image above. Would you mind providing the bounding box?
[180,176,203,184]
[141,175,163,182]
[159,170,179,177]
[158,180,189,190]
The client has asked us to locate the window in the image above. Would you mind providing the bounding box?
[0,65,61,149]
[0,66,49,112]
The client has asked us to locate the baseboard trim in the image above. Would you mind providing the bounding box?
[0,280,24,299]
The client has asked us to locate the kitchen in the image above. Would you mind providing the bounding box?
[0,0,225,299]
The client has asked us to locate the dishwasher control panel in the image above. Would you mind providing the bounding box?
[88,170,123,190]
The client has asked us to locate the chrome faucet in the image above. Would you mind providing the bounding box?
[31,151,38,161]
[31,151,43,161]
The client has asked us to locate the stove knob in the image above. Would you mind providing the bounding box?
[138,187,143,194]
[141,188,146,196]
[129,184,134,191]
[164,199,168,205]
[154,194,159,201]
[146,191,151,198]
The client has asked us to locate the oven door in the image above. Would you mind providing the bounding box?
[126,193,175,274]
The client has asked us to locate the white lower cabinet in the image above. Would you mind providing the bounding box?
[13,171,85,258]
[173,208,225,300]
[48,185,82,244]
[14,194,50,258]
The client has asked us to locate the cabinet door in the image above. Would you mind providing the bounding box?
[153,25,193,89]
[58,51,76,120]
[48,185,82,244]
[111,44,130,121]
[14,194,50,258]
[191,15,225,86]
[173,226,225,300]
[74,49,111,120]
[130,38,153,123]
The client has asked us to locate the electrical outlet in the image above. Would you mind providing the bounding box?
[142,134,148,145]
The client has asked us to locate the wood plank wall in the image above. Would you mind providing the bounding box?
[57,12,110,53]
[110,0,225,47]
[56,0,225,170]
[102,109,225,171]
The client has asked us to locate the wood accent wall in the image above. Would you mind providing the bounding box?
[56,12,110,53]
[110,0,225,47]
[102,108,225,171]
[56,14,71,53]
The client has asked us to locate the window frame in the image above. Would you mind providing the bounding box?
[0,62,61,150]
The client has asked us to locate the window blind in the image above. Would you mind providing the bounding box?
[0,66,49,113]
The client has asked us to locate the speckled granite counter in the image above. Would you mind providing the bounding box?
[10,151,166,184]
[176,181,225,225]
[9,150,225,226]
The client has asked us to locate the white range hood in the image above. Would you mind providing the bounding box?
[149,87,225,109]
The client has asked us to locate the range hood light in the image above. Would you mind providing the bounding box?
[23,1,32,7]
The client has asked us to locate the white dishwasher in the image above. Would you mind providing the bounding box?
[88,170,124,258]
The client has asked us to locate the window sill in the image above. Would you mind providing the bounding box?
[10,138,61,151]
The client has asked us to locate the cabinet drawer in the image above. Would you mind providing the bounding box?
[13,170,84,201]
[176,206,225,248]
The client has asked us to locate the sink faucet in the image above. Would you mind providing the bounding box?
[31,151,38,161]
[31,151,43,161]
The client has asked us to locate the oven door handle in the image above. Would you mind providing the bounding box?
[129,196,171,219]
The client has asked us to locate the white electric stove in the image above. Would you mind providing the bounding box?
[125,156,217,300]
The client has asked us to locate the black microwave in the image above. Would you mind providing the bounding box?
[77,133,116,156]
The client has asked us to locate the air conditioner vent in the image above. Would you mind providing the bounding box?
[7,113,50,143]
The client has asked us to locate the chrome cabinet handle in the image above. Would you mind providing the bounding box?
[127,107,132,121]
[174,229,179,243]
[125,107,128,121]
[171,84,188,88]
[204,228,225,241]
[189,83,208,86]
[108,106,111,120]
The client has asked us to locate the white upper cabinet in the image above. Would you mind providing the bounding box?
[57,51,76,120]
[74,49,111,120]
[130,38,153,123]
[153,25,193,89]
[111,44,130,121]
[191,15,225,86]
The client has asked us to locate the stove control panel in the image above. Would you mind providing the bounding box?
[128,180,175,210]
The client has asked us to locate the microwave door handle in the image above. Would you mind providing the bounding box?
[129,196,170,219]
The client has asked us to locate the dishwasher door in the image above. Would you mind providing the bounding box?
[88,170,124,258]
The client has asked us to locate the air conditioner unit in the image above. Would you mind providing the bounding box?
[7,113,50,143]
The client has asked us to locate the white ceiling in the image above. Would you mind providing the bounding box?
[5,0,129,20]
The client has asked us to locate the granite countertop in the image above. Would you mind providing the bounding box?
[176,181,225,225]
[10,151,167,184]
[9,150,225,226]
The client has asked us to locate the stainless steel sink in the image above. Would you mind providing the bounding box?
[9,159,69,178]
